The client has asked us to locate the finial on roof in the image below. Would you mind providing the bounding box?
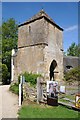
[41,5,45,12]
[40,8,45,14]
[42,7,44,11]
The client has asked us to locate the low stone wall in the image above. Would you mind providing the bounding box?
[22,78,65,103]
[15,76,48,104]
[23,83,37,101]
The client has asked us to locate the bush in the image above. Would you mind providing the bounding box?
[9,83,19,95]
[64,66,80,82]
[2,64,10,84]
[18,72,41,85]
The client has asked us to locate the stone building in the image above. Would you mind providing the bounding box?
[11,10,64,82]
[63,55,80,73]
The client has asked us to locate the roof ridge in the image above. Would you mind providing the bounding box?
[27,9,55,24]
[18,9,63,31]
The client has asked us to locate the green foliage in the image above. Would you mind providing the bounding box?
[2,18,18,82]
[64,66,80,82]
[0,63,1,82]
[2,64,10,84]
[18,104,78,118]
[0,25,2,50]
[9,83,19,95]
[0,26,2,82]
[66,42,80,57]
[19,72,41,85]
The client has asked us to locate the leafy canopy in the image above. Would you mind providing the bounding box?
[66,42,80,57]
[2,18,18,82]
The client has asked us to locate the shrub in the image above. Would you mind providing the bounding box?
[64,66,80,82]
[18,72,41,85]
[9,82,19,95]
[2,64,10,84]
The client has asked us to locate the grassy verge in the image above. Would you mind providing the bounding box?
[9,83,19,95]
[18,103,78,118]
[59,94,75,100]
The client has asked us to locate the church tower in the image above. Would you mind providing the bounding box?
[13,10,63,81]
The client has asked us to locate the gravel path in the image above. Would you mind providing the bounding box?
[0,85,19,119]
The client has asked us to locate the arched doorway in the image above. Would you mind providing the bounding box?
[49,60,57,80]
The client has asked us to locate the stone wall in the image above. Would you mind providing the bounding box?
[22,78,47,102]
[14,45,46,81]
[43,19,63,81]
[14,17,63,82]
[18,18,48,48]
[23,83,37,101]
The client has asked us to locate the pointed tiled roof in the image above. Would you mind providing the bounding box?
[19,10,63,31]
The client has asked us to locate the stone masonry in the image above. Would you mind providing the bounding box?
[12,10,63,82]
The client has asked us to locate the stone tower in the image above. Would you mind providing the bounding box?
[12,10,63,82]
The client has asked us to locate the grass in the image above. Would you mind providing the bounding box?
[9,83,19,95]
[59,99,71,104]
[66,87,78,90]
[18,104,79,118]
[58,94,75,106]
[59,94,75,100]
[65,94,75,100]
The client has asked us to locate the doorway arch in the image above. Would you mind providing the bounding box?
[49,60,57,80]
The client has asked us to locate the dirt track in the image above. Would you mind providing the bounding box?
[0,85,19,119]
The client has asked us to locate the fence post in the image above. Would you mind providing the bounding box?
[19,83,21,106]
[19,75,23,106]
[37,77,43,103]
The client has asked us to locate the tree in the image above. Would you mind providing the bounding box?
[0,26,2,82]
[2,64,9,84]
[2,18,18,83]
[66,42,80,57]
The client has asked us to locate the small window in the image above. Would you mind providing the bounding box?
[29,26,31,33]
[66,65,73,69]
